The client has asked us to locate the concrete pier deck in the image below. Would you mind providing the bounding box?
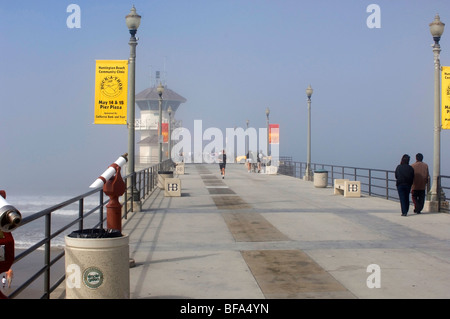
[123,163,450,299]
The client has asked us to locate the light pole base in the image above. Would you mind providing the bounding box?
[127,188,141,212]
[423,200,449,213]
[131,201,142,212]
[303,175,314,182]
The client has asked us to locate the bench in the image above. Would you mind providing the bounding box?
[333,179,361,198]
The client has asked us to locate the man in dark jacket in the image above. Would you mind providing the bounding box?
[395,154,415,216]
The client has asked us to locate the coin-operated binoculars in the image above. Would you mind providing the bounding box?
[0,190,22,299]
[90,154,128,232]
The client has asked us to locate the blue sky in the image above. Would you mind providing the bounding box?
[1,0,450,195]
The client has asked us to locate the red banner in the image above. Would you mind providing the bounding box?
[162,123,169,143]
[269,124,279,144]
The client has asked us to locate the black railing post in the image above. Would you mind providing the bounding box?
[124,177,128,218]
[386,171,389,200]
[331,166,334,183]
[44,214,51,299]
[99,191,104,228]
[78,198,84,231]
[438,175,441,212]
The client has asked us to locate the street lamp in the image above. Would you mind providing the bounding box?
[428,14,445,205]
[168,105,173,161]
[157,83,165,163]
[266,108,270,158]
[125,5,141,202]
[246,119,249,156]
[305,84,313,181]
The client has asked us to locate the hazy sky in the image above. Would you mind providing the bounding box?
[2,0,450,195]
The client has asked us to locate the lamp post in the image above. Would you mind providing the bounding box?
[305,84,313,181]
[246,119,249,156]
[428,14,445,204]
[157,83,164,163]
[168,105,173,161]
[266,108,270,158]
[125,5,141,202]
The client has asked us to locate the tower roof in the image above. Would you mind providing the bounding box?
[135,86,187,112]
[135,86,187,103]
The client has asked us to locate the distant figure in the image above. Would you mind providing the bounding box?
[6,268,13,289]
[219,149,226,179]
[1,276,5,289]
[257,150,262,173]
[411,153,430,214]
[395,154,415,216]
[246,151,252,173]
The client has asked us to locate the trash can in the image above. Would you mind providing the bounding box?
[314,170,328,188]
[158,170,174,189]
[65,229,130,299]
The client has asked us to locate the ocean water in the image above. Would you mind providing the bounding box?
[4,194,103,249]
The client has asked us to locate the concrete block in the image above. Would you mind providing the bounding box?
[164,178,181,197]
[175,163,185,175]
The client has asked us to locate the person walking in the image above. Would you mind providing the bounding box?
[219,149,226,179]
[257,150,262,173]
[1,276,6,289]
[411,153,430,214]
[395,154,415,216]
[6,268,13,289]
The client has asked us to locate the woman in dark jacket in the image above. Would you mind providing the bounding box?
[395,154,415,216]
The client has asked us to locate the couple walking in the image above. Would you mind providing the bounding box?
[395,153,430,216]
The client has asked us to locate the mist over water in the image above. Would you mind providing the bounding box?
[6,194,102,249]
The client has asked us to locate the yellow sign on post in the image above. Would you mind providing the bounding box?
[442,66,450,130]
[94,60,128,124]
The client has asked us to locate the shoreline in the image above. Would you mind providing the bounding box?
[2,247,66,299]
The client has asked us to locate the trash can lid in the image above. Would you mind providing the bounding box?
[314,169,328,173]
[68,228,122,238]
[158,171,173,174]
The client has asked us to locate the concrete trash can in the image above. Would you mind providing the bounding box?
[65,229,130,299]
[314,170,328,188]
[158,170,174,189]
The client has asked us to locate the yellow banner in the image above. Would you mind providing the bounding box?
[442,66,450,129]
[94,60,128,124]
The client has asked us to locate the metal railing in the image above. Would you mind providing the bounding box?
[6,159,173,299]
[278,159,448,211]
[438,175,450,213]
[7,158,448,299]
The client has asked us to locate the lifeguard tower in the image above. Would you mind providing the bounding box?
[135,83,186,166]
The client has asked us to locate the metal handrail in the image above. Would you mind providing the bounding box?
[6,159,173,299]
[278,160,448,205]
[7,159,447,298]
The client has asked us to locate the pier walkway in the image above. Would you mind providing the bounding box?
[123,163,450,299]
